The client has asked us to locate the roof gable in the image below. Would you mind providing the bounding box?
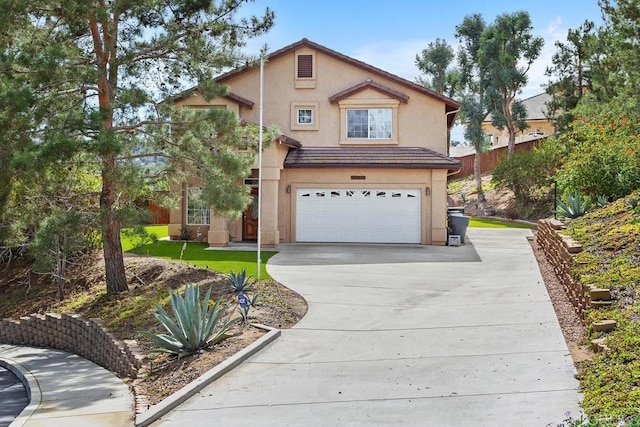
[329,79,409,104]
[217,38,460,112]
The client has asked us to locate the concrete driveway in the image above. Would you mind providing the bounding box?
[155,228,581,426]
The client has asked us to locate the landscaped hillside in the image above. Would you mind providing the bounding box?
[563,193,640,424]
[0,243,307,405]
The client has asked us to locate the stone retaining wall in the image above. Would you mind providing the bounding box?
[536,218,613,322]
[0,313,144,379]
[537,218,616,353]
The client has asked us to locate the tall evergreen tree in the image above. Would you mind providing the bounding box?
[5,0,274,294]
[596,0,640,99]
[0,3,38,236]
[478,11,544,159]
[455,13,490,199]
[544,20,595,134]
[415,38,459,97]
[415,38,461,148]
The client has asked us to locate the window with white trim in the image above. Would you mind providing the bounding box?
[338,98,399,145]
[186,187,210,225]
[291,102,318,130]
[346,108,392,139]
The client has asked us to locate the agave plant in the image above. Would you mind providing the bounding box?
[143,284,239,357]
[228,269,252,293]
[556,190,591,219]
[595,195,608,208]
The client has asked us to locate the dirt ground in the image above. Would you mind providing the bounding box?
[528,239,592,363]
[448,174,516,216]
[121,256,308,407]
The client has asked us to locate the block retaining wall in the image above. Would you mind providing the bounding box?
[0,313,144,379]
[537,218,601,322]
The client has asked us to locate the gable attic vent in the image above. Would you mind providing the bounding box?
[297,55,313,78]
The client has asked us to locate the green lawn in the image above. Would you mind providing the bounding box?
[121,225,169,252]
[122,225,274,278]
[468,218,535,229]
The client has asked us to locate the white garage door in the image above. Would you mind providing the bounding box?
[296,188,422,243]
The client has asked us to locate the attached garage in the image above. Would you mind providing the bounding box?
[282,146,461,246]
[296,188,422,243]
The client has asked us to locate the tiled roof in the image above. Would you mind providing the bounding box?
[520,92,551,120]
[276,134,302,148]
[284,147,461,170]
[484,92,552,122]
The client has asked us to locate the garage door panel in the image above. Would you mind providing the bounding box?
[295,188,422,244]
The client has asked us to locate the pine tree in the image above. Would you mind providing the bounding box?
[4,0,274,294]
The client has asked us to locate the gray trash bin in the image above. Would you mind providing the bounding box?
[449,212,470,244]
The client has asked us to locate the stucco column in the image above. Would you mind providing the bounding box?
[260,167,280,247]
[207,213,229,247]
[431,170,449,246]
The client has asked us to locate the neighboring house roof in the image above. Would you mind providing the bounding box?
[328,79,409,104]
[217,38,461,127]
[520,92,552,120]
[284,147,461,170]
[484,92,552,122]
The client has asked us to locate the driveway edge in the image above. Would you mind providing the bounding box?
[135,324,281,427]
[0,356,41,427]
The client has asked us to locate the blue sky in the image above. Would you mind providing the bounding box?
[242,0,604,99]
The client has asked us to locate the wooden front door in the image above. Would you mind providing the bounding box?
[243,189,259,241]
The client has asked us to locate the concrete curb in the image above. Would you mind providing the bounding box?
[0,356,42,427]
[135,324,281,427]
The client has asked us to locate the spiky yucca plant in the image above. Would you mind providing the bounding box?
[143,284,239,357]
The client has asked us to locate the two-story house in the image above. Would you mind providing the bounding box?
[168,39,461,246]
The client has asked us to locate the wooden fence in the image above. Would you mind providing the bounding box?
[449,138,544,180]
[148,200,170,225]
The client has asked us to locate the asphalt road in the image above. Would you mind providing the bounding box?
[0,365,28,427]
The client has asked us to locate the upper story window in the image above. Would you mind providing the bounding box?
[297,109,313,125]
[290,102,319,130]
[336,97,400,145]
[294,49,316,89]
[186,187,210,225]
[347,109,392,139]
